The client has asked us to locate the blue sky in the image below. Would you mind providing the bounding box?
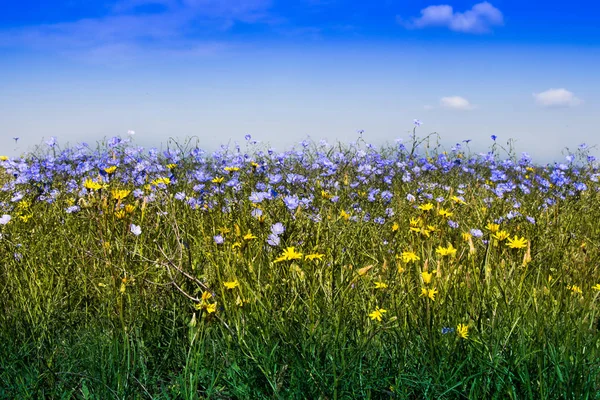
[1,0,599,161]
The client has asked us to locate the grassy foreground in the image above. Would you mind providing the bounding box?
[1,132,600,399]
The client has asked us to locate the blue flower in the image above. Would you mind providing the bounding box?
[267,234,280,246]
[213,235,224,244]
[0,214,11,225]
[271,222,285,235]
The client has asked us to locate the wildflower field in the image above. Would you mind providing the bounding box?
[1,130,600,399]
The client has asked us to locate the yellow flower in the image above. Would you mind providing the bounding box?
[125,204,136,213]
[111,189,131,201]
[368,307,387,321]
[392,222,399,232]
[438,208,453,218]
[114,210,125,219]
[485,223,500,233]
[427,288,438,301]
[436,243,457,257]
[201,291,213,301]
[420,287,438,301]
[401,251,420,263]
[0,156,8,161]
[223,280,239,290]
[506,235,527,249]
[418,203,434,211]
[152,177,171,186]
[457,323,469,339]
[462,232,472,242]
[339,210,350,220]
[274,247,303,263]
[212,176,224,184]
[568,285,583,295]
[409,218,420,227]
[243,230,257,240]
[593,284,600,291]
[421,271,433,284]
[321,190,333,199]
[205,303,217,313]
[84,178,103,191]
[492,230,510,241]
[305,253,325,261]
[104,166,117,174]
[451,196,466,205]
[374,281,388,289]
[166,163,177,169]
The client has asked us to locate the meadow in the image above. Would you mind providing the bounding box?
[1,130,599,399]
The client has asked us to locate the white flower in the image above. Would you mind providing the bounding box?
[130,223,142,236]
[0,214,11,225]
[127,130,135,136]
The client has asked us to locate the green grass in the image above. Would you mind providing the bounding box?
[0,138,599,399]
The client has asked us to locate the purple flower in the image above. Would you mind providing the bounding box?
[130,224,142,236]
[526,216,536,224]
[448,220,459,229]
[283,195,300,211]
[214,235,224,244]
[271,222,285,235]
[175,192,186,200]
[0,214,11,225]
[66,205,80,214]
[267,234,280,246]
[46,136,57,147]
[470,229,483,238]
[413,119,422,127]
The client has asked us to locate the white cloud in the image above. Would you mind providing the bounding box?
[533,88,582,108]
[399,1,503,34]
[440,96,474,110]
[0,0,273,62]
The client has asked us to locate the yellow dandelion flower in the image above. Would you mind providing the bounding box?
[436,243,457,257]
[457,323,469,339]
[374,281,388,289]
[421,271,433,284]
[592,284,600,291]
[305,253,325,261]
[111,189,131,201]
[0,156,8,161]
[451,196,466,204]
[205,303,217,313]
[392,222,399,232]
[84,178,103,191]
[339,210,350,220]
[401,251,420,263]
[224,166,239,172]
[166,163,177,169]
[485,223,500,233]
[223,280,239,290]
[568,285,583,295]
[104,166,117,174]
[368,307,387,322]
[438,208,453,218]
[409,217,420,227]
[492,230,510,241]
[462,232,472,242]
[506,235,527,249]
[418,203,434,211]
[274,246,303,263]
[152,177,171,186]
[243,231,257,240]
[427,288,438,301]
[201,291,213,301]
[212,176,224,184]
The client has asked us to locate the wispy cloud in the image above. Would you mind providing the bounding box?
[533,88,582,108]
[0,0,274,63]
[398,2,503,34]
[440,96,475,110]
